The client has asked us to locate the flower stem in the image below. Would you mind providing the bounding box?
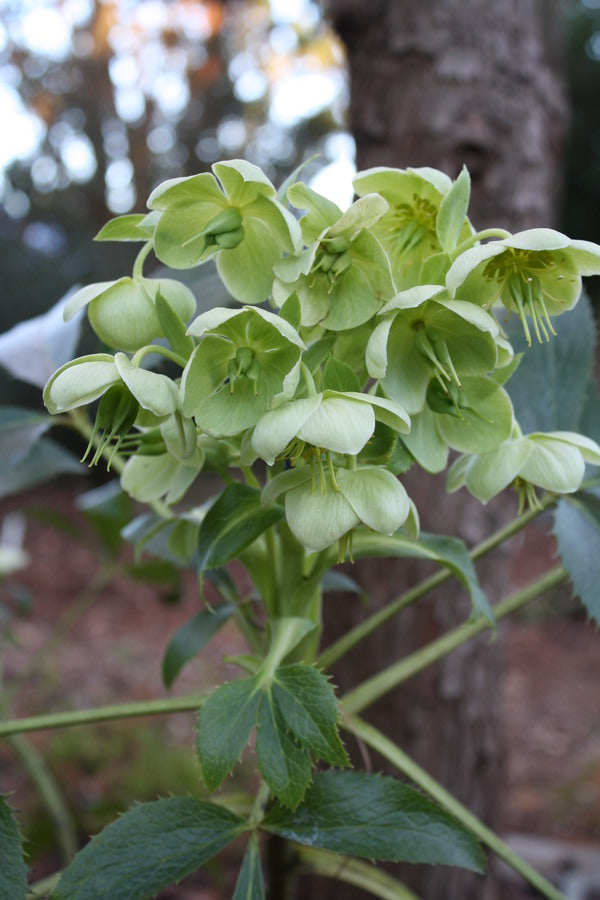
[451,228,512,258]
[132,241,153,279]
[341,565,567,716]
[344,716,566,900]
[296,846,419,899]
[131,344,187,368]
[0,694,206,737]
[318,494,557,670]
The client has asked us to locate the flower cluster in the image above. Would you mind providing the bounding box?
[44,160,600,557]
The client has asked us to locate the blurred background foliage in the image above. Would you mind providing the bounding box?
[0,0,599,374]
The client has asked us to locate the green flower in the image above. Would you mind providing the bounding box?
[251,390,410,466]
[63,277,196,352]
[262,462,410,553]
[44,352,179,421]
[181,306,305,437]
[447,429,600,506]
[273,184,394,330]
[446,228,600,344]
[353,166,473,289]
[400,374,515,472]
[148,159,302,303]
[120,444,204,505]
[366,284,499,414]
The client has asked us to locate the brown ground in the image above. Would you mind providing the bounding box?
[1,480,599,898]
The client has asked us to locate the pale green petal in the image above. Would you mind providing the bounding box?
[147,172,224,209]
[407,166,453,195]
[337,466,409,534]
[380,285,445,314]
[114,353,179,418]
[446,242,506,294]
[252,395,322,464]
[121,449,203,504]
[187,306,242,337]
[380,318,432,414]
[181,336,232,418]
[507,228,570,251]
[287,182,341,242]
[568,239,600,275]
[194,377,269,437]
[63,280,120,321]
[438,298,499,337]
[366,317,393,379]
[435,375,514,454]
[261,465,313,506]
[160,413,198,460]
[216,209,286,303]
[285,480,359,551]
[446,454,471,494]
[495,335,515,369]
[212,159,276,204]
[328,193,389,240]
[43,354,119,413]
[88,279,160,351]
[322,264,385,331]
[520,437,585,493]
[273,246,315,283]
[343,391,411,434]
[153,196,226,268]
[298,395,375,454]
[142,278,197,323]
[464,439,532,502]
[402,406,449,473]
[537,431,600,464]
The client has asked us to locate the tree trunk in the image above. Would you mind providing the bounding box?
[297,2,567,898]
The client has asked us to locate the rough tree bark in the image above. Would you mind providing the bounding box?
[296,2,567,898]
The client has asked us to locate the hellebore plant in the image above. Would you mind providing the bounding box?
[5,158,600,900]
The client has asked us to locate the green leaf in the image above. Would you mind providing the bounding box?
[436,165,471,253]
[196,483,284,579]
[322,357,361,393]
[505,292,595,433]
[554,492,600,624]
[162,604,235,688]
[321,570,364,596]
[232,837,265,900]
[272,665,349,768]
[53,797,245,900]
[0,438,82,500]
[154,290,195,360]
[350,531,492,623]
[0,796,27,900]
[95,214,154,241]
[197,676,261,790]
[263,770,486,872]
[256,690,312,809]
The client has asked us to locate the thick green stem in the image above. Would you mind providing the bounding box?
[296,845,418,899]
[132,240,153,279]
[342,565,567,716]
[0,694,206,737]
[131,344,187,369]
[318,495,556,670]
[451,228,512,258]
[345,716,565,900]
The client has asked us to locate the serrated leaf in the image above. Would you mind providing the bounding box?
[0,438,83,500]
[53,797,245,900]
[155,290,195,359]
[263,770,486,872]
[554,492,600,623]
[162,604,235,688]
[197,676,261,790]
[232,837,265,900]
[94,214,154,241]
[197,483,284,579]
[256,691,312,809]
[505,292,595,433]
[322,357,361,393]
[436,166,471,253]
[0,796,27,900]
[350,531,492,623]
[272,665,349,768]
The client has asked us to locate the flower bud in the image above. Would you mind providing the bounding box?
[215,226,245,249]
